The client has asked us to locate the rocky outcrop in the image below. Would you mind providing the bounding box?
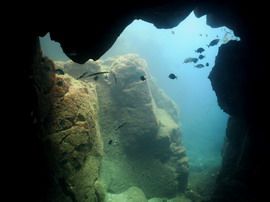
[94,54,188,198]
[210,116,252,202]
[34,54,104,202]
[31,52,188,201]
[59,54,188,198]
[105,186,147,202]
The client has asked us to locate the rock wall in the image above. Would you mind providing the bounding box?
[34,55,104,202]
[93,54,187,198]
[35,53,188,201]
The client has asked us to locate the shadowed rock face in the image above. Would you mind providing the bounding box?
[103,55,188,197]
[33,53,104,201]
[61,54,189,198]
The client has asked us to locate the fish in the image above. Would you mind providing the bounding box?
[205,62,209,67]
[184,57,198,64]
[77,72,88,79]
[140,75,146,81]
[77,71,110,80]
[93,75,99,81]
[108,140,113,145]
[55,69,65,75]
[195,48,205,54]
[198,55,205,60]
[207,39,220,47]
[84,71,110,78]
[168,73,177,79]
[115,122,128,130]
[194,64,204,68]
[199,34,202,37]
[171,30,175,35]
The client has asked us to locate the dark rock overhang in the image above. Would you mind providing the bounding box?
[35,0,267,119]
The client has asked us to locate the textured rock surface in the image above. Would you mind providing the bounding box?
[38,71,104,202]
[34,54,188,200]
[105,186,147,202]
[95,54,188,198]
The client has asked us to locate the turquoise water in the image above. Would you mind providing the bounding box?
[99,12,239,168]
[40,11,239,174]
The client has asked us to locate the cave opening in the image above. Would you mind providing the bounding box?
[98,11,241,200]
[39,11,242,201]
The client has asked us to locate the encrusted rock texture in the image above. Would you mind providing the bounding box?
[93,54,188,198]
[35,55,104,202]
[36,53,188,201]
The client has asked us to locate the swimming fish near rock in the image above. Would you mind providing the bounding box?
[93,75,99,81]
[84,71,110,79]
[184,57,198,64]
[207,39,220,47]
[205,62,209,67]
[168,73,177,79]
[55,69,65,75]
[77,71,110,80]
[194,64,204,68]
[115,122,128,130]
[195,48,205,54]
[77,72,88,79]
[198,55,205,60]
[140,75,146,81]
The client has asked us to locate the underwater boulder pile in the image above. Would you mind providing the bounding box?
[39,54,189,200]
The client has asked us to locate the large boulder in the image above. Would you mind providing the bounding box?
[96,54,188,198]
[105,186,147,202]
[39,71,104,202]
[48,54,189,199]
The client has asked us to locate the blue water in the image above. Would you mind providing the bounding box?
[100,12,239,167]
[40,11,239,168]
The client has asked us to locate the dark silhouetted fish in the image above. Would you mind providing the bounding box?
[93,75,99,81]
[195,48,205,53]
[207,39,220,47]
[55,69,65,75]
[168,73,177,79]
[206,62,209,67]
[77,71,110,80]
[84,71,110,78]
[77,72,88,79]
[194,64,204,68]
[108,140,113,145]
[115,122,128,130]
[140,75,146,81]
[198,55,205,60]
[184,57,198,64]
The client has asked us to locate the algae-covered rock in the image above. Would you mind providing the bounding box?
[105,186,147,202]
[96,54,188,198]
[42,73,103,202]
[45,54,189,200]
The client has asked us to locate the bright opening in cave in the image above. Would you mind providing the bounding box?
[99,11,240,169]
